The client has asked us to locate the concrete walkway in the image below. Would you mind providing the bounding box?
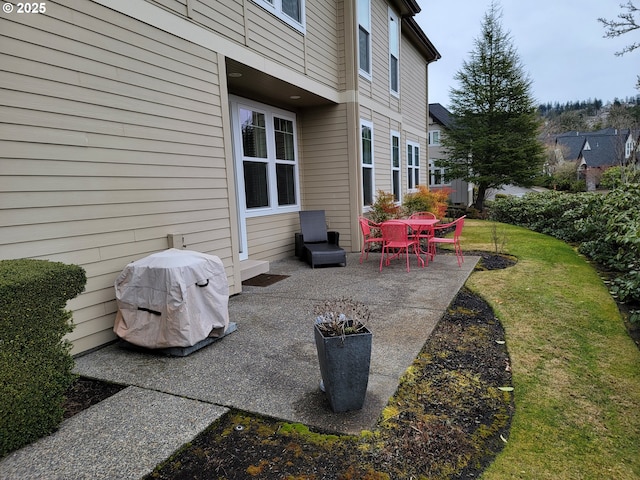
[0,252,478,479]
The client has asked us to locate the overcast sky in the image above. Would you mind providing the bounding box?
[415,0,640,109]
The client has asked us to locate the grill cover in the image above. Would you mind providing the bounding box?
[113,249,229,348]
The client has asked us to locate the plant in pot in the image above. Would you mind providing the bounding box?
[314,298,372,413]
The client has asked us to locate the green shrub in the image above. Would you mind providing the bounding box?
[600,166,640,190]
[490,190,601,242]
[490,186,640,307]
[580,184,640,305]
[0,259,86,457]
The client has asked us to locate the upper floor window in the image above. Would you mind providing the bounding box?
[429,130,441,146]
[407,141,420,190]
[391,132,401,201]
[253,0,305,32]
[389,8,400,95]
[361,120,374,206]
[358,0,371,78]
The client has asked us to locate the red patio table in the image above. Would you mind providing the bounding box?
[399,217,439,263]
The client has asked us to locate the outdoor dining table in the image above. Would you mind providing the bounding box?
[398,217,440,262]
[378,218,440,270]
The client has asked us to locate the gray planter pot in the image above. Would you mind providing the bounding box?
[314,322,372,413]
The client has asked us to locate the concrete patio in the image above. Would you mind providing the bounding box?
[0,251,478,479]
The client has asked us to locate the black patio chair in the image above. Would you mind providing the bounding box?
[296,210,346,268]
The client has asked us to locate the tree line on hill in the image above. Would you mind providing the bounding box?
[538,97,640,134]
[538,96,640,118]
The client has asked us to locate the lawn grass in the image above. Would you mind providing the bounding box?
[462,220,640,479]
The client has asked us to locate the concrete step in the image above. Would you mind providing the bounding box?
[240,259,269,281]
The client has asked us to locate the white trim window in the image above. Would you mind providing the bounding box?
[407,140,420,190]
[252,0,305,32]
[361,119,374,206]
[428,130,441,146]
[391,131,401,201]
[231,97,300,217]
[429,158,449,186]
[389,8,400,96]
[358,0,371,79]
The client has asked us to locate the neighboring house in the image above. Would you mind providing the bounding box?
[551,128,639,190]
[427,103,473,206]
[0,0,440,353]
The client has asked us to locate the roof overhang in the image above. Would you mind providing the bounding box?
[402,17,441,63]
[389,0,421,16]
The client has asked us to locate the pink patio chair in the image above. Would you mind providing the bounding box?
[379,220,424,272]
[358,217,384,263]
[430,215,466,266]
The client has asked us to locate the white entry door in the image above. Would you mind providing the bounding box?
[229,96,301,260]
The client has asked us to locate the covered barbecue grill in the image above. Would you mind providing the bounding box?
[114,248,229,349]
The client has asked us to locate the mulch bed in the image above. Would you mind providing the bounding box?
[63,377,126,419]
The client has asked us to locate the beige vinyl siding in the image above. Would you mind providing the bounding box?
[0,2,235,354]
[369,0,392,108]
[147,0,187,17]
[299,104,354,250]
[245,213,300,261]
[147,0,246,44]
[305,0,342,90]
[187,0,246,45]
[245,2,306,73]
[373,113,392,192]
[400,40,427,133]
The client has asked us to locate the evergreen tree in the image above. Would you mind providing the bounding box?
[439,2,544,210]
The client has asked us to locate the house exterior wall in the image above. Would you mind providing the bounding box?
[428,111,473,206]
[0,0,437,354]
[0,1,237,353]
[359,0,429,203]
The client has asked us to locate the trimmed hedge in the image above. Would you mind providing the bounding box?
[0,259,86,457]
[490,185,640,309]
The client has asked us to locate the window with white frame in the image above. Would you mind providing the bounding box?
[391,132,401,201]
[428,130,441,146]
[361,120,374,206]
[407,141,420,190]
[625,136,635,158]
[389,8,399,95]
[252,0,305,32]
[429,158,448,186]
[358,0,371,78]
[232,98,299,216]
